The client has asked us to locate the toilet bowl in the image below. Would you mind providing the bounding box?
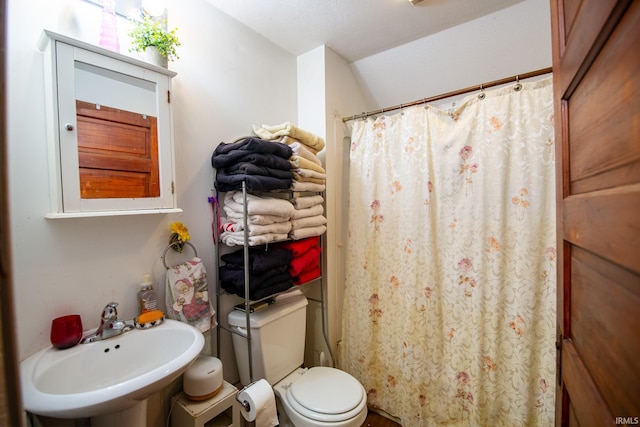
[273,367,368,427]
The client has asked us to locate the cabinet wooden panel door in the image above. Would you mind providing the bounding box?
[550,0,640,425]
[76,101,159,199]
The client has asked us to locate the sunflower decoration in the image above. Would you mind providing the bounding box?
[169,222,191,253]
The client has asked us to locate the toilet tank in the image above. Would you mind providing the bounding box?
[227,292,308,386]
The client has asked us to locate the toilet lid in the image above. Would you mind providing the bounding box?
[287,367,366,423]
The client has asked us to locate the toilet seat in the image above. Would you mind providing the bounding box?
[285,367,366,423]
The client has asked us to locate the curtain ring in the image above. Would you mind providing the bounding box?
[478,84,486,100]
[400,103,404,115]
[514,75,522,91]
[447,101,457,118]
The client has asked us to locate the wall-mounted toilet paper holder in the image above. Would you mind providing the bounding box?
[235,378,279,424]
[235,381,256,412]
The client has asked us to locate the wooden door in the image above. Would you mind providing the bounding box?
[76,100,160,199]
[1,0,24,424]
[550,0,640,426]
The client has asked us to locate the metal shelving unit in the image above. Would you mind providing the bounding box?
[213,181,331,384]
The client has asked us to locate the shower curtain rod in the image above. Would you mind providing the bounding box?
[341,66,552,122]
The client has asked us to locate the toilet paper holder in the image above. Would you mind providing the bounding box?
[235,381,257,412]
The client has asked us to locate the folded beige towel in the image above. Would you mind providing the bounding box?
[289,225,327,240]
[292,195,324,209]
[290,203,324,220]
[291,181,326,192]
[291,215,327,230]
[292,172,325,185]
[253,122,326,152]
[286,140,323,165]
[290,156,326,174]
[293,168,326,180]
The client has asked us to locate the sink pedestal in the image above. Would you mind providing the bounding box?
[91,399,147,427]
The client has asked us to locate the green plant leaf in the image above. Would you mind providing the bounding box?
[128,17,180,61]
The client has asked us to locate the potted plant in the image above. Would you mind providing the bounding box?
[128,16,180,67]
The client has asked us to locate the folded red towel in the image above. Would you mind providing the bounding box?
[294,265,321,285]
[289,245,321,277]
[276,236,320,257]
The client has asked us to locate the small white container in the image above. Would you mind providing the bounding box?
[183,356,224,401]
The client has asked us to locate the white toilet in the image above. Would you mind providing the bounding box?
[228,290,367,427]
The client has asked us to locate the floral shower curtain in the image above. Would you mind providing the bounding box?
[341,78,556,426]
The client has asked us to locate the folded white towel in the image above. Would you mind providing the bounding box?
[289,225,327,240]
[231,191,294,217]
[221,219,292,235]
[291,215,327,230]
[253,122,326,152]
[221,231,289,246]
[292,195,324,209]
[290,203,324,219]
[224,211,291,225]
[224,191,294,219]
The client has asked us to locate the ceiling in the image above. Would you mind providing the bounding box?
[205,0,523,63]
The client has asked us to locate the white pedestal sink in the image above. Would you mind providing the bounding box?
[20,319,204,423]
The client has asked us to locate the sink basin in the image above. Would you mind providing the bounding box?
[20,319,204,419]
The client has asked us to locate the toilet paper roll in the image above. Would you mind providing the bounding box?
[238,379,279,426]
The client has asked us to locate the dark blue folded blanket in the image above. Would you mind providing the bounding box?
[215,172,292,192]
[222,153,292,171]
[220,270,294,300]
[224,279,294,301]
[222,247,292,274]
[212,138,293,169]
[225,162,293,179]
[219,264,289,290]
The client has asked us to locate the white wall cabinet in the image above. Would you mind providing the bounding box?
[38,30,181,218]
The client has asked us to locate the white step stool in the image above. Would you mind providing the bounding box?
[171,381,240,427]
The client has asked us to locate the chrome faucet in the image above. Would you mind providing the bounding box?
[81,302,134,344]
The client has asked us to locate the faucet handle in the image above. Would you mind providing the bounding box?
[101,302,119,320]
